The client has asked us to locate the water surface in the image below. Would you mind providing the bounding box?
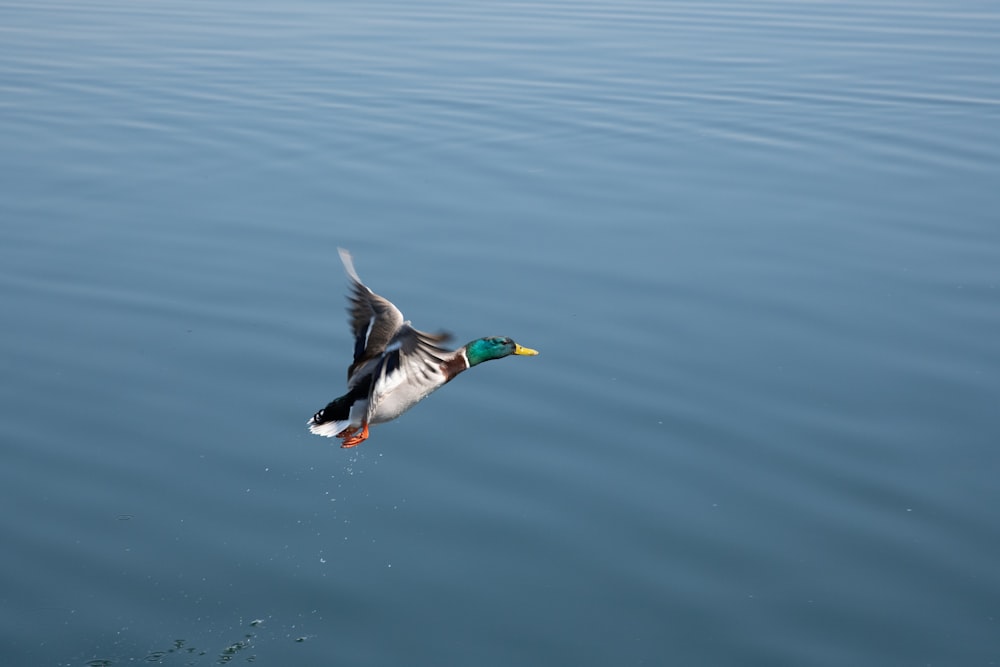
[2,0,999,664]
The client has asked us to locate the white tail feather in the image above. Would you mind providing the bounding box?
[307,417,352,438]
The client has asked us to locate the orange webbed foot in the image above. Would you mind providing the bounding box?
[338,422,369,448]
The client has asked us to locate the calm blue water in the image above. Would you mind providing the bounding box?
[2,0,1000,664]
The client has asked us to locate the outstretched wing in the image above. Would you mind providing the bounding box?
[339,248,406,380]
[364,323,454,422]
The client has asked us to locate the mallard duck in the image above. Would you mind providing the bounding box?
[308,248,538,447]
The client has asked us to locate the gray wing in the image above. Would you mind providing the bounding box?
[339,248,406,380]
[364,323,455,422]
[337,248,451,380]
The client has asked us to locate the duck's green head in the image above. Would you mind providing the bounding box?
[465,336,539,367]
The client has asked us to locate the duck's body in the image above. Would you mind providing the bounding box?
[308,249,538,447]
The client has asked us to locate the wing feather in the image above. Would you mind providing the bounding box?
[364,323,454,422]
[339,248,406,380]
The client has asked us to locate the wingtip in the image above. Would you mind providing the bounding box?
[338,247,363,284]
